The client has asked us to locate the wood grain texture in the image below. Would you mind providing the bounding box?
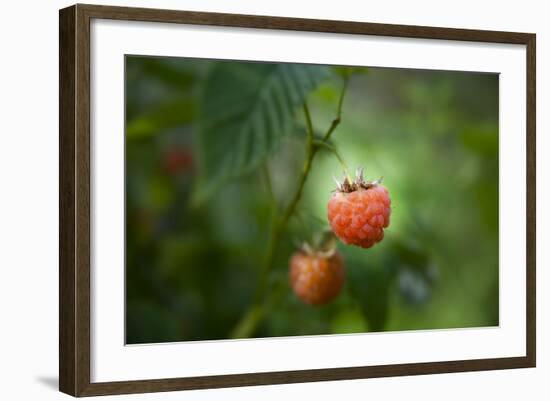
[525,34,536,367]
[59,5,76,396]
[59,3,536,397]
[78,357,533,396]
[75,4,92,396]
[59,5,92,396]
[78,3,533,43]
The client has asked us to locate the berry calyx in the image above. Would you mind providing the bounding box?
[289,243,345,306]
[327,168,391,249]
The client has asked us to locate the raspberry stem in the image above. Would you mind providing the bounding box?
[254,103,317,299]
[230,76,350,338]
[277,103,316,230]
[313,140,351,180]
[322,75,349,142]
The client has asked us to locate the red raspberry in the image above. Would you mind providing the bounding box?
[162,148,194,175]
[289,249,345,305]
[327,170,391,248]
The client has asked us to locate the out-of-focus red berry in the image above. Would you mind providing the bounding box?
[289,250,345,305]
[162,148,193,175]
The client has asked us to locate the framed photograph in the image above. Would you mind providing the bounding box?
[59,4,536,397]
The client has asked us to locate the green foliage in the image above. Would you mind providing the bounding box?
[125,57,499,343]
[126,98,195,139]
[348,261,395,331]
[136,57,197,90]
[330,306,369,333]
[332,65,369,78]
[460,124,499,157]
[193,62,330,203]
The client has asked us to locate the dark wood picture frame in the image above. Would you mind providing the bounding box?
[59,3,536,397]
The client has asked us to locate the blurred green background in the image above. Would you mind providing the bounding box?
[125,56,499,344]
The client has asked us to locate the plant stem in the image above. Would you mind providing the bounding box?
[253,104,316,302]
[230,77,350,339]
[313,140,350,175]
[231,106,316,339]
[322,75,349,142]
[278,104,315,231]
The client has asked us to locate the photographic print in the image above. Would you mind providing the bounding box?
[125,56,499,344]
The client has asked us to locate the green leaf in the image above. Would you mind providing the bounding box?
[126,97,196,140]
[194,62,330,203]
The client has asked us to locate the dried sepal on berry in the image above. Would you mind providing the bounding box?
[332,167,382,193]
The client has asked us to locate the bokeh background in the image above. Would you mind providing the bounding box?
[125,56,499,344]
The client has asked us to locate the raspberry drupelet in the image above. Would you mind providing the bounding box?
[327,168,391,249]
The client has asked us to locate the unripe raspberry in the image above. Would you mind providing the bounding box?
[327,169,391,248]
[289,249,345,306]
